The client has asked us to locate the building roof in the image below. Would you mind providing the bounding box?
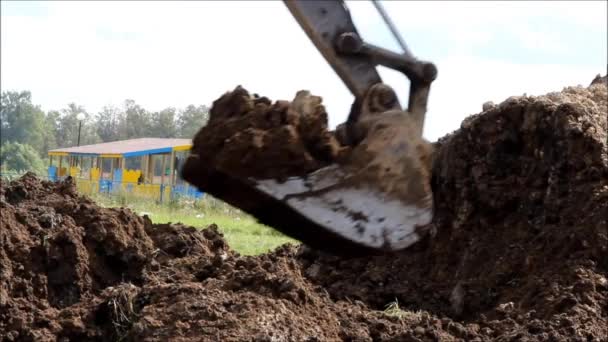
[48,138,192,157]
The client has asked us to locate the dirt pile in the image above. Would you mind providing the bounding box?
[0,175,231,341]
[186,86,344,181]
[298,79,608,340]
[590,73,607,86]
[0,175,438,341]
[1,77,607,341]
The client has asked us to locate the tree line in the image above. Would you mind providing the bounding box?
[0,90,209,174]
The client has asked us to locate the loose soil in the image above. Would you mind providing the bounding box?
[1,77,606,341]
[186,86,344,181]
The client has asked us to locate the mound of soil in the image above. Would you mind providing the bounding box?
[1,76,606,341]
[590,73,607,86]
[0,175,435,341]
[186,86,344,181]
[298,80,608,340]
[0,175,232,341]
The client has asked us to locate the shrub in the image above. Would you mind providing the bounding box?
[0,141,46,175]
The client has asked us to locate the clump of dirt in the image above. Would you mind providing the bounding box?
[590,73,607,86]
[1,76,607,341]
[186,86,344,181]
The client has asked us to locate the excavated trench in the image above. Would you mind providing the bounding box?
[1,76,606,341]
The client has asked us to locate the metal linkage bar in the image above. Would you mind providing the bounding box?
[371,0,412,58]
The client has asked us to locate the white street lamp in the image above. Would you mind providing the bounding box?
[76,113,86,146]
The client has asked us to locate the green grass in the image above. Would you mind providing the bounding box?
[91,193,297,255]
[383,299,425,322]
[143,207,296,255]
[384,300,407,318]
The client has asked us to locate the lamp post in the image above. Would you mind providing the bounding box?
[76,113,86,147]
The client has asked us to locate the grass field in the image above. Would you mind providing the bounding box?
[92,193,297,255]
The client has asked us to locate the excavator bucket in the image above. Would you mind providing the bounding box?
[182,83,435,254]
[183,0,437,254]
[252,102,435,252]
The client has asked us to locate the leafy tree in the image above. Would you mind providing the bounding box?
[0,141,46,174]
[55,103,84,147]
[177,105,209,138]
[54,103,101,147]
[95,105,124,142]
[2,89,214,154]
[42,110,60,153]
[150,107,177,138]
[0,91,46,154]
[123,99,151,139]
[81,121,102,146]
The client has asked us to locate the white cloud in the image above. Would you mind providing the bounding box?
[1,1,606,142]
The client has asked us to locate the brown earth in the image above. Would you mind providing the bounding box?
[1,77,607,341]
[590,74,607,86]
[187,86,345,181]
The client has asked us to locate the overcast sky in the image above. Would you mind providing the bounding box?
[1,1,606,141]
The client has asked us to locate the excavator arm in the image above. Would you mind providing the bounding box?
[283,0,437,138]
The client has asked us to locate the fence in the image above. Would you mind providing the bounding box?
[87,179,204,202]
[1,171,204,203]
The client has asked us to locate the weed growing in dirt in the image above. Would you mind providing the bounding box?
[383,300,424,322]
[91,193,296,255]
[104,284,140,341]
[383,299,406,318]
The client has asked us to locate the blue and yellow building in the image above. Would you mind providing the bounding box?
[48,138,203,201]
